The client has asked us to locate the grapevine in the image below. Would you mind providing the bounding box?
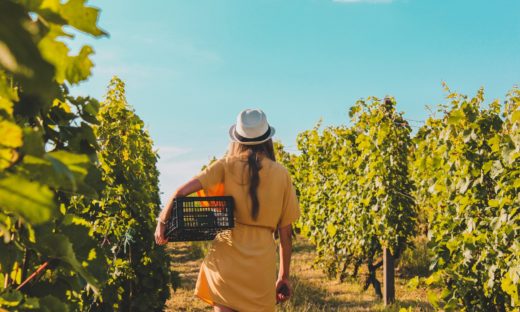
[279,98,416,297]
[411,86,519,310]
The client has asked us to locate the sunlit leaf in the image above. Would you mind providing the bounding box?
[0,174,56,224]
[65,45,94,84]
[60,0,107,37]
[38,26,95,84]
[0,120,23,148]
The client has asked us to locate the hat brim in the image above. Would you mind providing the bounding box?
[228,125,276,145]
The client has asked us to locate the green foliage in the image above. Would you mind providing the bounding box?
[0,0,109,310]
[1,3,170,310]
[274,140,297,177]
[411,85,519,310]
[397,235,430,278]
[279,98,416,296]
[278,89,519,309]
[0,175,55,224]
[347,97,416,257]
[71,77,171,311]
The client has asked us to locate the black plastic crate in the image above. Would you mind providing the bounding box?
[165,196,235,242]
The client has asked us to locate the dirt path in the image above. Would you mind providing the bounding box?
[164,238,433,312]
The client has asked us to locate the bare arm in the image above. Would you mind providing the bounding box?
[278,224,292,278]
[155,178,203,245]
[276,224,293,302]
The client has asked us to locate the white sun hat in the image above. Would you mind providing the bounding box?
[229,109,276,145]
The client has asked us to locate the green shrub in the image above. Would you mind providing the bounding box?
[397,235,430,278]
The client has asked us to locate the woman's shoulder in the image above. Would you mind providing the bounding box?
[221,155,290,176]
[263,158,291,178]
[268,159,287,171]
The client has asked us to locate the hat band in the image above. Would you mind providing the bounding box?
[234,128,271,143]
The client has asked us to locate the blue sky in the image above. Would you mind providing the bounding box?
[71,0,520,203]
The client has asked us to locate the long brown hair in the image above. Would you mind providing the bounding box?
[228,139,276,220]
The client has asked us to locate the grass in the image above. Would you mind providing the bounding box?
[164,237,434,312]
[165,242,209,312]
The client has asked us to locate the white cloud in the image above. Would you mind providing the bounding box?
[156,145,209,206]
[333,0,393,3]
[156,145,191,162]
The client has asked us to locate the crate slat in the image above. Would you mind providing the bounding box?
[165,196,234,242]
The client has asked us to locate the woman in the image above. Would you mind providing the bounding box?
[155,108,300,312]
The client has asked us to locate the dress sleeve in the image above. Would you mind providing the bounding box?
[279,171,300,228]
[194,158,225,194]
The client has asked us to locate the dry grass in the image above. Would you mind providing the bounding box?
[164,237,433,312]
[164,242,209,312]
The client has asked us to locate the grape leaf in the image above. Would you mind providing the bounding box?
[0,174,56,224]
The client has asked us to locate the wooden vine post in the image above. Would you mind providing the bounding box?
[383,247,395,305]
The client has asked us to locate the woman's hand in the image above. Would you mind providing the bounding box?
[275,277,292,303]
[154,220,168,245]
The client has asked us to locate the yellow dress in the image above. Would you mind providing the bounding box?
[193,155,300,312]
